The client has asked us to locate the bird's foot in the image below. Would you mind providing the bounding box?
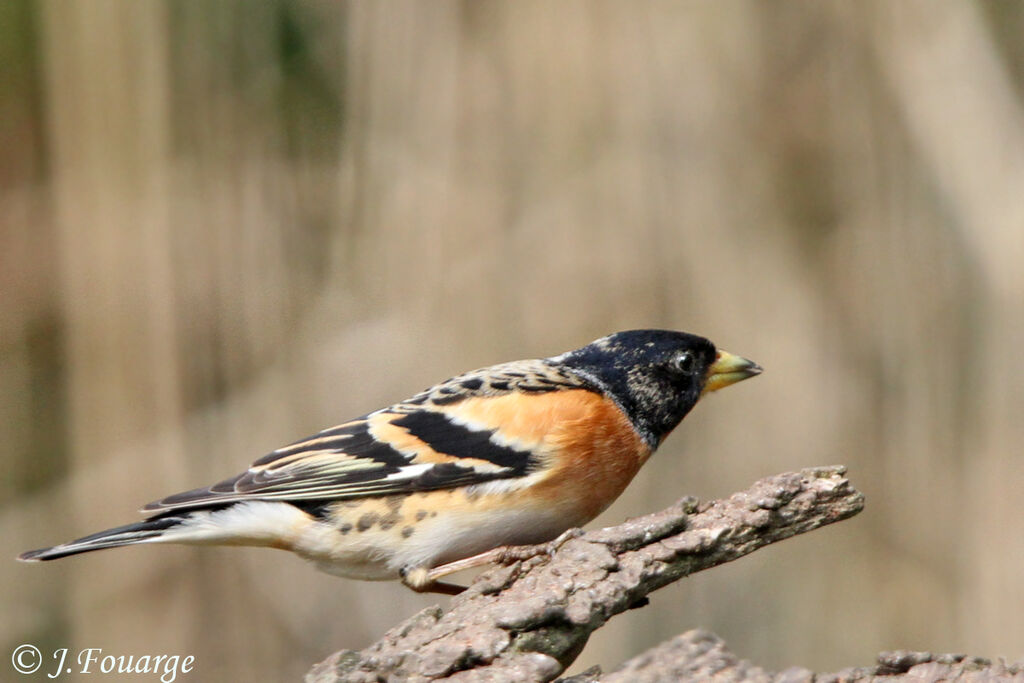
[401,527,585,593]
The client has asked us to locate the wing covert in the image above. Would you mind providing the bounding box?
[143,359,596,514]
[143,409,536,512]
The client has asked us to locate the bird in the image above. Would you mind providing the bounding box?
[19,329,761,594]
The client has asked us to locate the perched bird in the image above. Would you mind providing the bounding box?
[20,329,761,593]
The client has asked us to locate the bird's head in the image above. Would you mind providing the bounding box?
[554,329,761,446]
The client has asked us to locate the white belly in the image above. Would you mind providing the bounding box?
[293,501,576,581]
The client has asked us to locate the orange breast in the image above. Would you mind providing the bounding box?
[445,390,652,523]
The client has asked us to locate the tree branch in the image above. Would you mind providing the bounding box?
[560,629,1024,682]
[307,466,865,682]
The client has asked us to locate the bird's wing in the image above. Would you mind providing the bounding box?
[143,359,593,513]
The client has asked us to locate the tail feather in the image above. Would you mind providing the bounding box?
[18,515,188,562]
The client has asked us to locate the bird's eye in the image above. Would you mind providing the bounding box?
[672,351,696,375]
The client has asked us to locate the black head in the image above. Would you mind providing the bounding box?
[554,329,761,447]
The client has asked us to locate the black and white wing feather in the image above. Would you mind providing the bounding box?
[143,359,589,513]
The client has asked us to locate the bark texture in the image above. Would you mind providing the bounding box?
[561,629,1024,682]
[307,467,869,682]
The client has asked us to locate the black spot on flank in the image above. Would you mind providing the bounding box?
[339,523,353,535]
[401,526,415,538]
[504,371,526,377]
[519,384,551,392]
[460,378,483,390]
[415,510,428,521]
[489,381,509,391]
[391,412,533,473]
[357,513,379,532]
[378,517,398,531]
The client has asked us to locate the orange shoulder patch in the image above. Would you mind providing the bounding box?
[439,389,615,451]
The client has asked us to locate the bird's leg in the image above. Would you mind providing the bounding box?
[402,527,585,592]
[399,567,467,595]
[487,527,585,564]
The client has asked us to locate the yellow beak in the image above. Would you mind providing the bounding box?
[702,350,762,395]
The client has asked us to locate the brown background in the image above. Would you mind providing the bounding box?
[3,1,1023,680]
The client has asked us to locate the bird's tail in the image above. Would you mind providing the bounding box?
[18,515,189,562]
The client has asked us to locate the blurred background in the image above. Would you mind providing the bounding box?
[3,1,1023,680]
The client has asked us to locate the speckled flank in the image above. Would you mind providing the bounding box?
[295,486,570,579]
[356,513,378,532]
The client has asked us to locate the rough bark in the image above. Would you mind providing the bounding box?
[560,629,1024,682]
[307,466,867,682]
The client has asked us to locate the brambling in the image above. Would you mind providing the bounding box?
[20,329,761,594]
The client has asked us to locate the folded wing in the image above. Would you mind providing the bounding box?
[144,360,590,514]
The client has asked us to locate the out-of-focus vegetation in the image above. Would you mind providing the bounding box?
[3,2,1023,679]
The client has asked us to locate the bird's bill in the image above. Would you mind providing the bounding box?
[702,350,762,394]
